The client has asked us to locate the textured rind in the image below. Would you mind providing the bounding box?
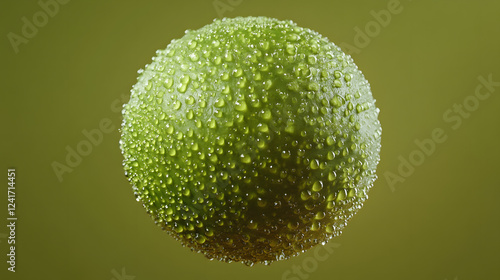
[120,16,381,265]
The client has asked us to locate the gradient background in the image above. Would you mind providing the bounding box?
[1,0,499,279]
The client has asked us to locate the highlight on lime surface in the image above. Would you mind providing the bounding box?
[120,16,381,266]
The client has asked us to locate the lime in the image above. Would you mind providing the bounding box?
[120,16,381,265]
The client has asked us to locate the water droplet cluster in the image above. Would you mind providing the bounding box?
[120,16,381,266]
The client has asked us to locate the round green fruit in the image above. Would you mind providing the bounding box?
[120,16,381,265]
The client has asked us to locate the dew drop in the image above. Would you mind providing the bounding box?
[240,154,251,164]
[312,180,323,191]
[327,151,335,160]
[331,96,343,108]
[314,211,325,220]
[176,132,183,140]
[196,235,206,244]
[237,77,247,88]
[173,100,181,110]
[169,149,176,156]
[334,70,342,79]
[188,40,197,49]
[264,80,273,90]
[224,51,233,61]
[257,123,269,133]
[166,125,174,134]
[209,119,217,129]
[209,154,218,163]
[300,191,310,201]
[307,55,317,64]
[257,198,267,207]
[186,96,195,105]
[174,224,184,233]
[191,143,199,151]
[261,109,272,120]
[234,68,243,77]
[165,78,173,89]
[308,82,319,91]
[189,52,199,62]
[214,98,225,108]
[287,33,299,41]
[253,71,262,81]
[325,224,334,233]
[248,220,258,229]
[285,121,295,134]
[347,102,354,111]
[310,159,319,170]
[336,190,346,202]
[260,41,270,50]
[235,101,248,112]
[281,150,291,159]
[310,221,319,231]
[287,221,299,230]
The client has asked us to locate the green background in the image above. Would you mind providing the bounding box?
[1,0,499,279]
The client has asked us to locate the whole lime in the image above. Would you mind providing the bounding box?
[120,16,381,265]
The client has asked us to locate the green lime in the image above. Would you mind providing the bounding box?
[120,16,381,265]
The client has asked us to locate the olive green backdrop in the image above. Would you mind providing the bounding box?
[1,0,499,279]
